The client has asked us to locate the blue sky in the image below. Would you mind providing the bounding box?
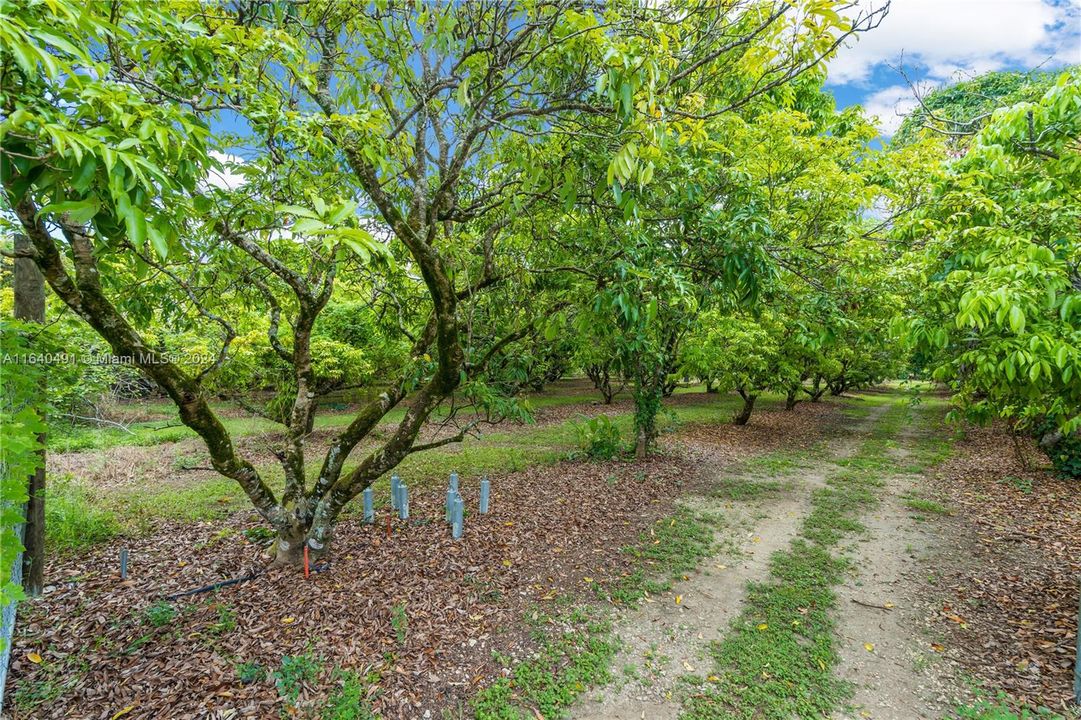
[824,0,1081,136]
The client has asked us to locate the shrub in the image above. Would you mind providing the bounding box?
[573,414,624,460]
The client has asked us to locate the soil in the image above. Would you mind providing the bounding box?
[830,423,966,720]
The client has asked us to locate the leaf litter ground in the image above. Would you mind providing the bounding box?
[4,396,846,719]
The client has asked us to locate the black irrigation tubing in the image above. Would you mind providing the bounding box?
[163,570,265,600]
[161,560,333,601]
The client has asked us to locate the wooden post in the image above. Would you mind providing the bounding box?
[14,233,45,597]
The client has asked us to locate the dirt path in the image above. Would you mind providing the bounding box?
[830,474,956,719]
[830,421,965,719]
[572,404,890,720]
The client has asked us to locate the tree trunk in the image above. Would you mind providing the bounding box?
[704,378,717,394]
[785,387,800,411]
[14,234,46,598]
[733,389,757,426]
[633,361,662,459]
[587,364,614,404]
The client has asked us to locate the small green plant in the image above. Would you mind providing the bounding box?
[1001,475,1033,494]
[903,497,951,515]
[604,508,715,606]
[171,453,203,471]
[320,669,379,720]
[953,693,1061,719]
[390,602,408,645]
[206,603,237,635]
[243,526,275,544]
[274,653,322,703]
[573,414,624,460]
[236,661,267,684]
[143,601,177,627]
[471,607,617,719]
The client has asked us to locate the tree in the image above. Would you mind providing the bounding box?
[11,234,44,596]
[2,0,887,561]
[891,66,1071,148]
[895,70,1081,475]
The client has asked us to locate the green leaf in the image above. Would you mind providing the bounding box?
[71,157,98,192]
[124,205,147,249]
[37,197,100,224]
[276,204,319,220]
[148,223,169,260]
[1007,305,1025,333]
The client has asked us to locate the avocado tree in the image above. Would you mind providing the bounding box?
[896,71,1081,475]
[2,0,888,560]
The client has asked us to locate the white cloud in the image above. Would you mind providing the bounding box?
[862,83,924,136]
[829,0,1080,85]
[206,151,247,190]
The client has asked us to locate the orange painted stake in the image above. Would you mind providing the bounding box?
[303,544,310,579]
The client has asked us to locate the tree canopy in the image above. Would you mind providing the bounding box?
[2,0,1078,574]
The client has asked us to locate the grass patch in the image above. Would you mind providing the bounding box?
[45,476,121,552]
[472,606,618,720]
[683,540,851,720]
[7,654,84,714]
[710,476,790,501]
[951,694,1067,719]
[601,507,718,605]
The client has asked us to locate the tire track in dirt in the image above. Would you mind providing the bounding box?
[572,403,891,720]
[831,416,964,719]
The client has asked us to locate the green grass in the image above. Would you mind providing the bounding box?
[47,381,635,453]
[45,476,122,552]
[682,397,935,720]
[710,476,790,501]
[43,388,751,548]
[42,387,848,556]
[471,606,618,720]
[467,501,727,718]
[684,540,851,720]
[599,507,719,605]
[951,695,1070,719]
